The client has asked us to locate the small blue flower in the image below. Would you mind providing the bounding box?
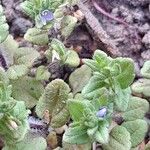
[96,107,107,118]
[40,10,54,25]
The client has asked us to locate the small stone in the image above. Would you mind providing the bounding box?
[55,125,68,134]
[142,31,150,49]
[141,50,150,60]
[9,120,18,130]
[46,131,58,149]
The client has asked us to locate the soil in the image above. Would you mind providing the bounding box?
[2,0,150,74]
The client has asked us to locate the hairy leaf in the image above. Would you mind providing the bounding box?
[63,124,90,144]
[122,119,148,148]
[3,133,47,150]
[35,66,51,81]
[141,60,150,79]
[122,96,149,121]
[61,15,77,38]
[24,28,49,45]
[0,35,19,67]
[14,47,40,67]
[114,85,131,112]
[69,65,92,94]
[132,78,150,98]
[102,126,131,150]
[11,76,44,108]
[6,65,28,80]
[36,79,71,128]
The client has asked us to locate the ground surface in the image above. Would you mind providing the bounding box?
[0,0,150,149]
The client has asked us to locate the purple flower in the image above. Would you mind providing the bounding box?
[96,107,107,118]
[40,10,54,25]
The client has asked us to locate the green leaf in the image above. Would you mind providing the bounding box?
[50,106,70,128]
[63,124,90,144]
[14,47,40,67]
[51,38,66,57]
[61,15,77,38]
[114,58,135,89]
[67,99,93,122]
[141,60,150,79]
[65,50,80,67]
[114,85,131,112]
[35,66,51,81]
[102,126,131,150]
[69,65,92,94]
[0,35,19,66]
[6,65,28,80]
[62,142,91,150]
[3,133,47,150]
[122,119,148,148]
[0,101,29,145]
[0,5,9,43]
[122,96,149,121]
[82,75,107,100]
[36,79,71,128]
[131,78,150,98]
[94,122,109,144]
[0,67,9,85]
[24,28,49,45]
[83,50,111,72]
[11,76,44,108]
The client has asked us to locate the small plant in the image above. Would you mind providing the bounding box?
[132,60,150,101]
[49,38,80,67]
[0,2,149,150]
[0,67,29,147]
[63,50,149,149]
[36,79,72,128]
[21,0,79,45]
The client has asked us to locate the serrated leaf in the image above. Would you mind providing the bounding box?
[69,65,92,94]
[0,101,29,145]
[94,122,109,144]
[114,58,135,89]
[122,119,148,148]
[3,133,47,150]
[63,124,90,144]
[50,106,69,128]
[65,50,80,67]
[67,99,93,122]
[131,78,150,98]
[82,75,107,100]
[35,66,51,81]
[36,79,71,128]
[14,47,40,67]
[122,96,149,121]
[62,142,91,150]
[61,15,77,38]
[6,65,28,80]
[51,38,66,56]
[114,85,131,112]
[0,35,19,66]
[141,61,150,79]
[11,76,44,108]
[0,67,9,85]
[102,126,131,150]
[24,28,49,45]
